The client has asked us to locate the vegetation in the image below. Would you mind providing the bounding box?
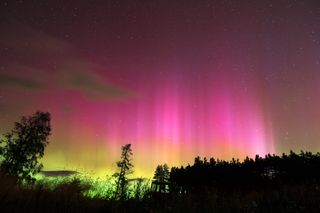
[152,164,170,193]
[2,151,320,212]
[169,151,320,194]
[113,143,134,200]
[0,111,51,182]
[1,112,320,212]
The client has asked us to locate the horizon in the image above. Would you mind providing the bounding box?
[39,149,320,179]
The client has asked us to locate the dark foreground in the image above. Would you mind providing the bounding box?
[3,151,320,212]
[1,176,320,213]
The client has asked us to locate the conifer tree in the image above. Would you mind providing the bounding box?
[153,164,170,192]
[113,144,133,199]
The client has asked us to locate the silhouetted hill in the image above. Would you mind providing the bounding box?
[40,170,79,177]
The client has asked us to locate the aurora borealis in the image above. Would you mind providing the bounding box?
[1,0,320,177]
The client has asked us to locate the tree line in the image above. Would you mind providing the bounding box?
[2,111,320,199]
[167,152,320,194]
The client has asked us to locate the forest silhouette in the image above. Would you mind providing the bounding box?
[1,111,320,212]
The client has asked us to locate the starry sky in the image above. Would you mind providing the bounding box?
[1,0,320,177]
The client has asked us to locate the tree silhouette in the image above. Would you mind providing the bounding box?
[168,151,320,194]
[0,111,51,182]
[152,164,170,192]
[113,143,133,199]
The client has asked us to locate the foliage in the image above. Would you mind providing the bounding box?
[83,175,117,199]
[169,151,320,194]
[0,111,51,182]
[153,164,170,192]
[113,143,134,199]
[2,151,320,212]
[2,172,320,213]
[2,111,320,211]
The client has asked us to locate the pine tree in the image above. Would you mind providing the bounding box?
[153,164,170,192]
[113,144,133,199]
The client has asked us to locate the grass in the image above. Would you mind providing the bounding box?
[1,172,320,212]
[33,173,151,200]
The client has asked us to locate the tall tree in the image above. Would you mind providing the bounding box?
[113,143,133,199]
[153,164,170,192]
[0,111,51,182]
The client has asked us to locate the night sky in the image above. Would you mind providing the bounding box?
[1,0,320,177]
